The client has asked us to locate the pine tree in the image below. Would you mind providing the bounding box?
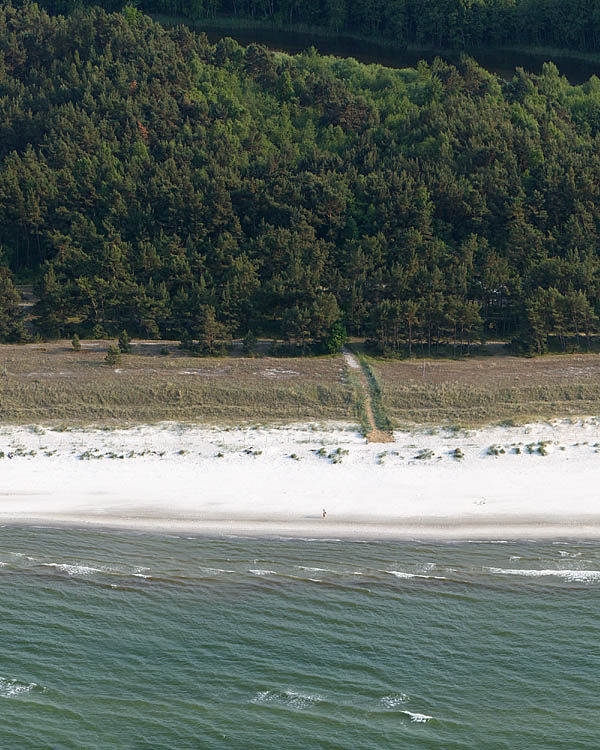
[118,329,132,353]
[105,345,121,366]
[0,268,24,343]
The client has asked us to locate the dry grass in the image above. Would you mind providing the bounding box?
[0,341,353,425]
[3,341,599,427]
[370,353,600,426]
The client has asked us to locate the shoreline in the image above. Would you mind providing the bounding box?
[4,513,600,541]
[153,14,600,67]
[0,418,598,541]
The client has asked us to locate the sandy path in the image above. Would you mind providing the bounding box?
[343,349,393,443]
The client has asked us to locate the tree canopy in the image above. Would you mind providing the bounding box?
[1,5,600,354]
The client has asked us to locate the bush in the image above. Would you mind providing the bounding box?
[323,322,347,354]
[243,329,257,356]
[105,345,121,366]
[118,329,132,353]
[71,333,81,351]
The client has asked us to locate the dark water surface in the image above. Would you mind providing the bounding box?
[1,527,599,748]
[201,26,600,84]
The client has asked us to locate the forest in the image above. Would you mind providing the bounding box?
[1,4,600,356]
[22,0,600,54]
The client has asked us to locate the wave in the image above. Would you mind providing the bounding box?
[249,569,277,576]
[0,677,37,699]
[295,538,343,543]
[251,689,322,710]
[385,570,448,581]
[487,567,600,582]
[295,566,335,573]
[42,563,103,576]
[381,693,409,708]
[198,567,235,575]
[401,710,432,723]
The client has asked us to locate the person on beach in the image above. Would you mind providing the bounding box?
[322,509,327,518]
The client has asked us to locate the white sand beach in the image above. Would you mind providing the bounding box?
[0,418,599,539]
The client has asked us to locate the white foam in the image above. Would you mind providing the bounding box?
[487,567,600,582]
[0,677,36,698]
[251,689,322,709]
[401,710,432,723]
[381,693,409,708]
[295,566,334,573]
[43,563,102,576]
[386,570,418,579]
[386,571,448,580]
[249,569,277,576]
[198,567,235,575]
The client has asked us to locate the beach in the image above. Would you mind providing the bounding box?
[0,418,598,539]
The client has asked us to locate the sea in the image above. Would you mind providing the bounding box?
[0,527,598,749]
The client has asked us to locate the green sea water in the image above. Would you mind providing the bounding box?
[1,527,598,748]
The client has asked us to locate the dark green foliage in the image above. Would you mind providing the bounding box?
[2,7,600,355]
[22,0,600,54]
[118,330,132,354]
[105,345,121,366]
[243,329,257,356]
[324,322,346,354]
[0,268,25,342]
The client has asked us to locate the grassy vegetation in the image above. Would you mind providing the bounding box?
[0,342,353,425]
[368,353,600,427]
[350,349,393,434]
[1,341,600,428]
[345,369,370,437]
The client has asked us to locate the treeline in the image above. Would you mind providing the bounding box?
[1,5,600,355]
[26,0,600,53]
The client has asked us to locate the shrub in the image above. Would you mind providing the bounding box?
[243,330,257,356]
[118,329,132,354]
[105,345,121,366]
[415,448,435,460]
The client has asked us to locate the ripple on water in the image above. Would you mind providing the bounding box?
[380,693,409,708]
[251,690,322,710]
[0,677,38,699]
[486,567,600,583]
[42,563,103,576]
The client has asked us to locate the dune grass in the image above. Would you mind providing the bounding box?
[368,353,600,427]
[0,342,353,425]
[2,341,600,427]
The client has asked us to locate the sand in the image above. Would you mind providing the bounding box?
[0,419,599,539]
